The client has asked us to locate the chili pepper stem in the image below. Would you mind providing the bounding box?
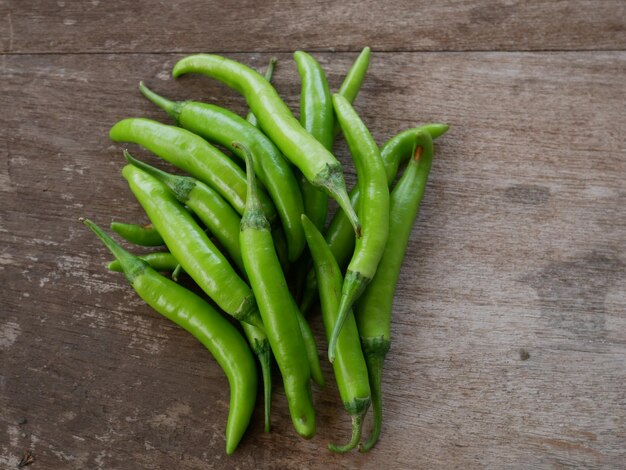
[257,345,272,433]
[315,167,361,238]
[81,218,147,283]
[233,141,264,216]
[328,407,368,453]
[328,270,368,362]
[171,263,183,282]
[360,352,385,452]
[139,81,183,122]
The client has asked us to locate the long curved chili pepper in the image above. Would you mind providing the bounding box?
[294,50,333,231]
[107,247,273,433]
[110,221,164,246]
[172,54,361,238]
[236,142,316,439]
[109,118,276,222]
[122,164,263,329]
[328,94,389,362]
[82,219,257,455]
[139,83,305,262]
[246,56,277,127]
[299,123,449,314]
[301,214,370,452]
[356,131,434,451]
[123,150,245,272]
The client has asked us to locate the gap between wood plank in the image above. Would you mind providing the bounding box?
[2,48,626,56]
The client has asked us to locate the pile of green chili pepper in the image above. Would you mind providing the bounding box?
[81,47,448,455]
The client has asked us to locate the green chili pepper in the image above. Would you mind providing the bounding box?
[108,247,273,433]
[357,132,434,451]
[139,83,305,262]
[81,219,257,455]
[124,150,322,386]
[122,164,263,329]
[291,49,372,301]
[299,123,449,314]
[110,221,164,246]
[294,50,333,231]
[236,142,316,439]
[301,214,370,452]
[333,46,371,136]
[246,56,277,127]
[123,150,245,272]
[328,94,389,362]
[172,54,361,238]
[109,118,276,221]
[108,251,177,273]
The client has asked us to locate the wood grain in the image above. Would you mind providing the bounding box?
[1,50,624,468]
[1,0,625,54]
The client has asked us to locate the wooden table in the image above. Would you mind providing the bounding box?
[1,1,625,468]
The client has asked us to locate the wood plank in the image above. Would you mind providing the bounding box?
[1,0,625,54]
[1,51,625,468]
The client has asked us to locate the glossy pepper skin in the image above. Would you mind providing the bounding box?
[299,123,449,314]
[108,247,273,433]
[122,164,263,329]
[356,131,434,451]
[301,215,370,453]
[328,94,389,362]
[325,124,448,267]
[110,221,164,246]
[82,219,257,455]
[333,46,371,137]
[123,150,245,273]
[139,83,305,262]
[294,50,333,231]
[237,142,316,439]
[108,251,177,273]
[172,54,361,238]
[246,56,277,127]
[109,118,276,221]
[123,150,322,386]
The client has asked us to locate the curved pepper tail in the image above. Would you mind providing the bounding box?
[334,184,361,238]
[328,271,367,362]
[328,410,366,453]
[138,81,182,122]
[258,347,272,433]
[328,292,351,363]
[360,354,383,452]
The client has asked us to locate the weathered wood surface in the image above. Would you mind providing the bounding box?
[2,0,626,53]
[1,2,625,469]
